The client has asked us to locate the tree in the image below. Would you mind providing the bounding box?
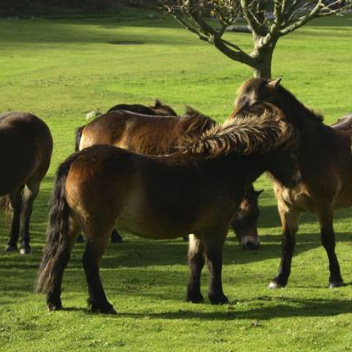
[160,0,351,78]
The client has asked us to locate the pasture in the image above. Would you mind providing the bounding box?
[1,7,352,351]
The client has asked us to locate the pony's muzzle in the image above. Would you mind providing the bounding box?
[241,235,260,250]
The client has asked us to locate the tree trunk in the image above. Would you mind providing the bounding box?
[251,37,278,79]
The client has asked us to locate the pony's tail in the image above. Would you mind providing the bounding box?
[36,153,80,294]
[75,126,84,152]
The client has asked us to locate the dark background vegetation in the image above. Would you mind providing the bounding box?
[0,0,158,16]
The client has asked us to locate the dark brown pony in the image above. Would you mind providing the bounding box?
[77,100,178,243]
[107,99,178,116]
[234,77,352,288]
[0,112,53,254]
[77,107,263,249]
[36,102,300,314]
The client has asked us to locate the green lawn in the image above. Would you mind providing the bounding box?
[1,8,352,352]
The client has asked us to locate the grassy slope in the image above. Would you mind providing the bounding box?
[0,9,352,352]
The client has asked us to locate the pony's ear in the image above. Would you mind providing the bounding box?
[154,99,162,108]
[268,78,282,90]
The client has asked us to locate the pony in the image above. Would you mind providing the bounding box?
[77,100,178,243]
[36,102,300,314]
[107,99,178,116]
[0,112,53,254]
[76,107,263,249]
[234,77,352,288]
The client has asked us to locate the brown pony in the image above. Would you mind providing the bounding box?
[36,102,300,314]
[77,107,262,249]
[234,77,352,289]
[0,112,53,254]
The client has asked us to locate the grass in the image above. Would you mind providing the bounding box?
[1,8,352,352]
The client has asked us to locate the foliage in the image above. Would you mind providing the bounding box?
[0,9,352,351]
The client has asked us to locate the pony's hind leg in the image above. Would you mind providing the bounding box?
[82,230,116,314]
[318,207,343,288]
[186,234,205,303]
[269,198,300,289]
[46,218,81,311]
[204,227,228,305]
[19,181,40,254]
[5,188,23,252]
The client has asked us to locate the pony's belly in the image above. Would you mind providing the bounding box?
[117,213,190,239]
[117,203,193,239]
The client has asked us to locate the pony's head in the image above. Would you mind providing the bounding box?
[232,186,263,250]
[151,100,178,116]
[231,78,282,118]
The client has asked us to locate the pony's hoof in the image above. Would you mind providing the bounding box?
[101,306,117,315]
[329,281,343,288]
[209,294,229,305]
[268,281,284,289]
[20,247,31,255]
[91,305,117,315]
[89,300,117,314]
[5,245,17,252]
[47,302,63,311]
[186,293,204,304]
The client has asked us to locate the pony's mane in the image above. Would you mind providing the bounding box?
[179,107,217,135]
[180,103,297,158]
[236,78,324,124]
[277,84,324,123]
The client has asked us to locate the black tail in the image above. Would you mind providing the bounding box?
[36,153,80,294]
[75,126,84,152]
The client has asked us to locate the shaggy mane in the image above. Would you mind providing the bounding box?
[179,107,217,136]
[180,103,297,158]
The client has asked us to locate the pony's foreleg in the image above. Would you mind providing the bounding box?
[83,233,116,314]
[19,181,40,254]
[204,228,228,305]
[5,188,23,252]
[318,207,343,288]
[186,234,205,303]
[269,199,300,289]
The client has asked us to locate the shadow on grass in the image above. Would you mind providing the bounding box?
[60,296,352,320]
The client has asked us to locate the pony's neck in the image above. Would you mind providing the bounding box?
[202,153,270,194]
[276,87,312,127]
